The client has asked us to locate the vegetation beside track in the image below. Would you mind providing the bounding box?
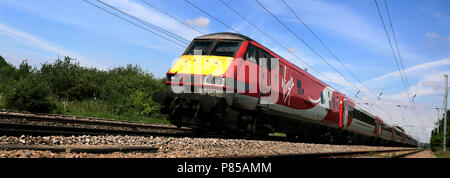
[430,109,449,152]
[0,55,169,125]
[434,151,450,158]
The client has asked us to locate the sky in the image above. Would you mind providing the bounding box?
[0,0,449,143]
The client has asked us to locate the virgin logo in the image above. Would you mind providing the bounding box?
[281,66,294,105]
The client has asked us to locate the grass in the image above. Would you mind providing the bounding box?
[0,93,5,109]
[271,132,286,137]
[434,151,450,158]
[54,99,171,125]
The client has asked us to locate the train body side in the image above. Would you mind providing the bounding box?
[159,32,417,146]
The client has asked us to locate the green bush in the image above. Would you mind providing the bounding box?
[40,57,103,100]
[0,55,167,124]
[430,110,450,151]
[5,75,55,113]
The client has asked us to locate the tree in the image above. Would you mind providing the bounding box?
[430,110,450,151]
[5,74,55,113]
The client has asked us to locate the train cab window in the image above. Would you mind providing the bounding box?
[185,40,212,55]
[244,44,257,63]
[210,41,241,57]
[258,49,275,70]
[297,79,302,94]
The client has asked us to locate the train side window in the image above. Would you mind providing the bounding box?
[320,92,324,104]
[332,97,335,109]
[258,48,275,70]
[297,79,302,94]
[244,44,257,63]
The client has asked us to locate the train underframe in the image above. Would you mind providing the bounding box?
[154,89,413,147]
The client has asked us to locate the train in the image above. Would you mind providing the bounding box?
[154,32,418,147]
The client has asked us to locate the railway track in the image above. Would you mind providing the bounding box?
[0,109,192,137]
[242,148,424,158]
[390,149,425,158]
[0,110,344,144]
[0,144,158,154]
[0,110,325,144]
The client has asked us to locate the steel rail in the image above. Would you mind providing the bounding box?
[0,110,190,131]
[391,149,425,158]
[0,144,158,153]
[234,148,421,158]
[0,122,191,137]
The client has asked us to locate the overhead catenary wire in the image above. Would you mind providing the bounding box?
[96,0,190,45]
[82,0,187,48]
[255,0,402,122]
[279,0,403,121]
[280,0,365,91]
[140,0,206,35]
[383,0,410,89]
[184,0,238,33]
[383,0,423,128]
[373,0,411,102]
[374,0,424,130]
[216,0,355,95]
[84,0,425,140]
[281,0,383,100]
[254,0,366,97]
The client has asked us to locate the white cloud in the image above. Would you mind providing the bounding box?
[104,0,204,40]
[387,70,450,101]
[288,47,298,53]
[277,0,425,62]
[186,16,210,28]
[317,57,450,143]
[425,32,440,39]
[359,58,450,143]
[0,22,106,70]
[368,57,450,83]
[424,32,450,44]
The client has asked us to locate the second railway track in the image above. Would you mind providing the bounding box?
[0,110,192,137]
[0,109,425,158]
[241,148,424,158]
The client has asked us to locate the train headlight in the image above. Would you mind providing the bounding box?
[204,76,225,86]
[167,73,182,83]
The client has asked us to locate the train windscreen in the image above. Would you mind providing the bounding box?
[185,40,241,57]
[210,41,241,57]
[186,41,212,55]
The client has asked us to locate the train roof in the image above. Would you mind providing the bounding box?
[195,33,343,94]
[194,32,254,41]
[192,33,417,142]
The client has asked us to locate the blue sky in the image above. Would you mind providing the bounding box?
[0,0,449,143]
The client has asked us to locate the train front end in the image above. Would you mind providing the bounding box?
[157,33,248,132]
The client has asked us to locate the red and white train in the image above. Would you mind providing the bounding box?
[156,32,417,146]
